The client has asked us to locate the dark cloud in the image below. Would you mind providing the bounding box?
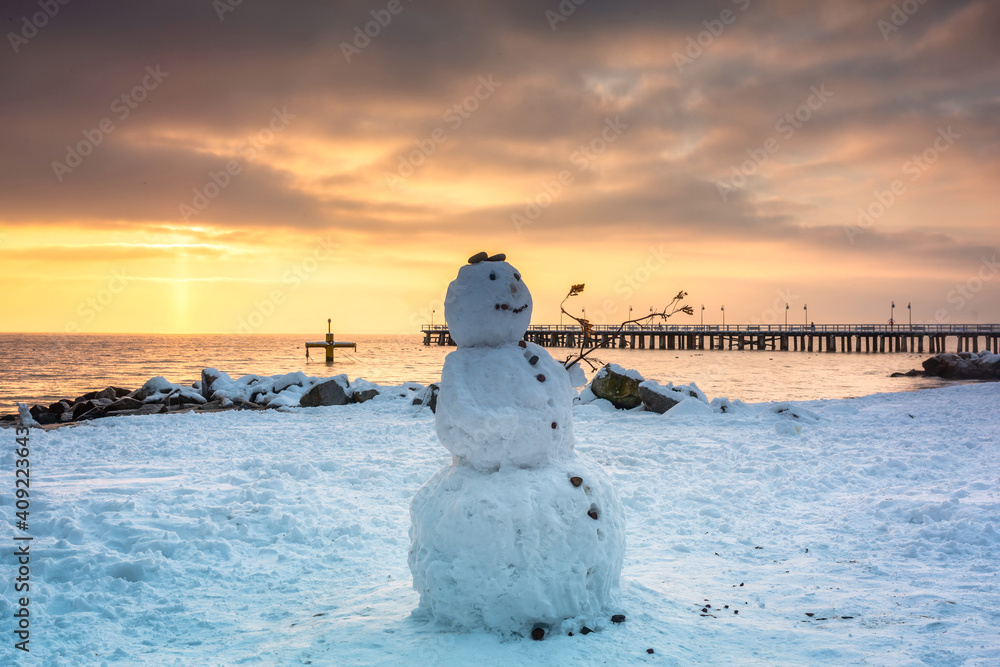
[0,0,997,276]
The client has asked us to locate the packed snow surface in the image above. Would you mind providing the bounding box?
[2,382,999,665]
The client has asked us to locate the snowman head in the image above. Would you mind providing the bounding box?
[444,253,532,347]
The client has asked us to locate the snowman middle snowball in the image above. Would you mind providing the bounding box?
[437,259,575,471]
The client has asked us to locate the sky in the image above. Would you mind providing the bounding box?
[1,0,998,334]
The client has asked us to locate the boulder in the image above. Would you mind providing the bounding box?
[71,398,113,420]
[299,377,350,407]
[193,399,236,413]
[353,388,380,404]
[29,404,60,426]
[890,369,924,377]
[201,368,225,400]
[921,355,944,376]
[922,352,1000,380]
[982,354,1000,374]
[48,399,72,413]
[94,387,118,401]
[637,383,680,414]
[107,397,144,412]
[230,398,267,411]
[412,383,439,413]
[76,407,106,421]
[273,371,309,393]
[131,377,206,406]
[105,404,165,418]
[590,364,644,410]
[72,399,97,420]
[350,378,382,404]
[74,386,127,403]
[638,380,710,414]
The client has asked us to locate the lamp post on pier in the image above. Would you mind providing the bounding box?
[431,309,435,327]
[804,304,808,325]
[890,301,895,329]
[701,304,704,326]
[721,305,725,327]
[908,302,912,327]
[785,303,789,327]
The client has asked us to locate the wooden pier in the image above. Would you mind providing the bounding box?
[421,323,1000,354]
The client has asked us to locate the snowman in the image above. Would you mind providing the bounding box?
[408,252,626,637]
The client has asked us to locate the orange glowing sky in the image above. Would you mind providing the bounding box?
[1,0,998,333]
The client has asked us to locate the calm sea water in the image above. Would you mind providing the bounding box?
[0,333,961,413]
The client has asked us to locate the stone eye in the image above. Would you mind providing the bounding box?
[490,272,496,280]
[514,273,521,281]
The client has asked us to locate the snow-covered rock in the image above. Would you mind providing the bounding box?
[132,376,207,406]
[411,383,439,412]
[638,379,709,414]
[298,376,350,407]
[923,351,1000,379]
[589,364,645,410]
[350,378,382,404]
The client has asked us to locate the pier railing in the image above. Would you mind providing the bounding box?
[422,323,1000,334]
[421,323,1000,354]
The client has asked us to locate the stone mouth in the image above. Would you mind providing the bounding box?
[495,303,529,313]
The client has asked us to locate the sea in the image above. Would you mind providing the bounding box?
[0,332,964,414]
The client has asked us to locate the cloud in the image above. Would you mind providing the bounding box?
[1,0,997,328]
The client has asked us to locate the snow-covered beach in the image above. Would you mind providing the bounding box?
[3,381,998,666]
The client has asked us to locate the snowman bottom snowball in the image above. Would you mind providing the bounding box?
[408,454,626,635]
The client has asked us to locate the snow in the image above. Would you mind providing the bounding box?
[2,382,999,664]
[136,376,206,405]
[435,344,576,471]
[202,368,352,407]
[602,363,645,382]
[409,455,625,633]
[639,379,710,405]
[16,402,39,427]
